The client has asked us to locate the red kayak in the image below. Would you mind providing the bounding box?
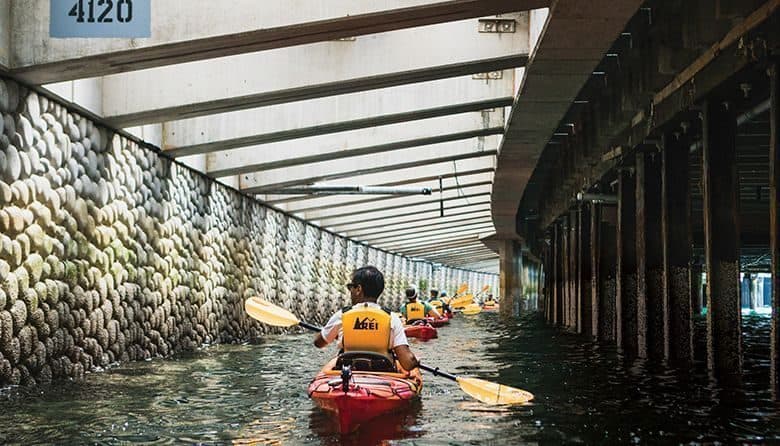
[308,356,423,433]
[426,315,450,327]
[404,320,438,340]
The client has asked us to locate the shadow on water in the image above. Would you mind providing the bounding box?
[0,313,779,444]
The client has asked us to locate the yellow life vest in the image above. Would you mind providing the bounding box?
[429,299,443,311]
[405,301,426,321]
[484,300,497,306]
[341,304,392,359]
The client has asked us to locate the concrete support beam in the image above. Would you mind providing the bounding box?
[590,203,601,339]
[206,113,503,177]
[357,217,493,242]
[617,169,638,355]
[162,76,514,156]
[499,239,523,318]
[320,196,491,229]
[599,207,618,343]
[241,142,498,193]
[281,172,494,214]
[770,63,780,397]
[100,16,530,126]
[569,209,579,330]
[427,247,495,261]
[562,215,571,328]
[636,149,665,360]
[321,201,489,232]
[366,221,495,246]
[12,1,544,84]
[662,130,694,365]
[554,222,563,325]
[381,226,493,251]
[434,252,499,266]
[297,184,491,221]
[332,204,491,233]
[401,236,485,255]
[703,99,742,386]
[579,203,592,336]
[407,241,486,257]
[348,213,492,239]
[491,0,643,238]
[269,157,496,201]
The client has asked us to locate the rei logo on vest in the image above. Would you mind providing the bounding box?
[353,318,379,330]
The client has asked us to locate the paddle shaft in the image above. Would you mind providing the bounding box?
[295,318,458,381]
[299,321,321,332]
[418,364,458,381]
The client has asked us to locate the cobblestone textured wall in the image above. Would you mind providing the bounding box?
[0,77,497,387]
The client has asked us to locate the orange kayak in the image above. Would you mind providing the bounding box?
[404,320,438,340]
[307,357,423,433]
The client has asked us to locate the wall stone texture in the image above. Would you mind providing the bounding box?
[0,76,498,387]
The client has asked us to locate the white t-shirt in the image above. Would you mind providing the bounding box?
[320,301,409,349]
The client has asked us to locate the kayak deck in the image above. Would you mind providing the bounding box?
[404,322,438,340]
[308,357,423,433]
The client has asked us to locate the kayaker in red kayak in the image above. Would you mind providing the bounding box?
[313,265,420,372]
[399,286,441,322]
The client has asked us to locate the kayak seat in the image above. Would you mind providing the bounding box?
[335,351,397,373]
[407,318,425,325]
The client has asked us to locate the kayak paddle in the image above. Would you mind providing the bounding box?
[244,297,533,405]
[461,303,482,316]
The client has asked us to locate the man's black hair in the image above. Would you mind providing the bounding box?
[352,265,384,299]
[405,287,417,298]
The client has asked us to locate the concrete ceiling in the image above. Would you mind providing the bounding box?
[490,0,645,239]
[7,0,572,273]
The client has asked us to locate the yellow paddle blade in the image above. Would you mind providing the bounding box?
[481,285,490,293]
[450,294,474,309]
[462,304,482,315]
[456,283,469,295]
[456,377,534,405]
[244,297,301,327]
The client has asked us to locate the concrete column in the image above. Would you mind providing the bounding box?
[702,99,743,386]
[769,62,780,397]
[590,203,602,339]
[662,130,694,364]
[617,168,638,356]
[544,248,551,322]
[600,207,618,342]
[579,203,593,335]
[498,239,522,318]
[561,217,570,327]
[569,209,580,331]
[691,263,703,316]
[554,222,564,325]
[636,148,665,360]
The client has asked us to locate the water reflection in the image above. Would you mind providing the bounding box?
[0,314,778,444]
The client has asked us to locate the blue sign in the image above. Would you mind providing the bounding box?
[50,0,150,38]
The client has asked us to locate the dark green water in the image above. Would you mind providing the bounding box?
[1,313,779,445]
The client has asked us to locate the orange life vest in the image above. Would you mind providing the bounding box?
[405,301,426,321]
[341,304,392,360]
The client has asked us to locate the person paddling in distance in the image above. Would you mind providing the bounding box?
[399,286,441,323]
[314,265,420,372]
[427,289,446,316]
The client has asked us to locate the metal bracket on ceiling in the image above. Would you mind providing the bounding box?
[472,71,503,80]
[478,19,516,33]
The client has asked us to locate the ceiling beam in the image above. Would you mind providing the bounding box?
[241,146,498,193]
[328,203,492,233]
[161,78,514,157]
[13,1,545,84]
[206,119,503,176]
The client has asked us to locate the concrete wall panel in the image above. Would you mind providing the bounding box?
[0,76,494,386]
